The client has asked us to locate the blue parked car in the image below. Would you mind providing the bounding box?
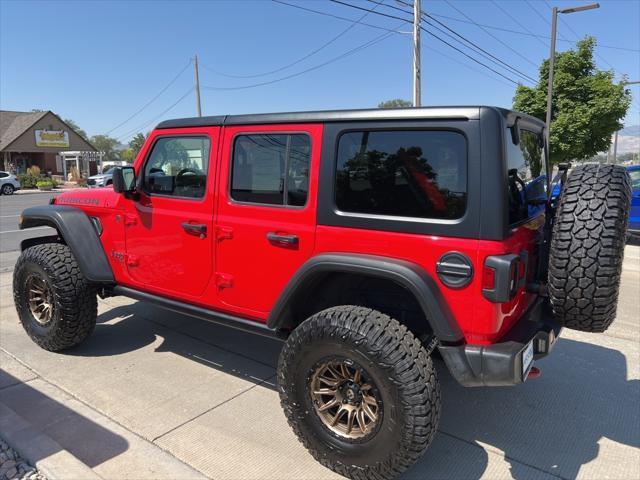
[627,165,640,235]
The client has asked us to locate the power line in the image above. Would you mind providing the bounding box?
[271,0,406,34]
[105,61,191,135]
[201,22,406,91]
[489,0,549,49]
[330,0,524,85]
[116,87,194,143]
[389,0,537,83]
[443,0,539,69]
[203,1,384,79]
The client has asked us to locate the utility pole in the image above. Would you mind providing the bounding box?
[612,80,639,163]
[413,0,421,107]
[194,54,202,117]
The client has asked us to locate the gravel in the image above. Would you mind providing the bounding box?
[0,439,46,480]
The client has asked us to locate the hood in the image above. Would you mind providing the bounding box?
[55,187,121,209]
[89,173,113,180]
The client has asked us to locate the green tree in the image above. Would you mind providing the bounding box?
[120,148,136,163]
[90,134,120,162]
[513,37,631,164]
[129,133,147,157]
[378,99,413,109]
[63,118,88,140]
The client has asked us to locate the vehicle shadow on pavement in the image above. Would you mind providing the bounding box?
[407,337,640,479]
[0,371,129,469]
[68,303,639,480]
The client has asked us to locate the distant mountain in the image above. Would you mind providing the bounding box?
[619,125,640,136]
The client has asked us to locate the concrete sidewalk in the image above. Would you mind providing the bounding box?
[0,247,638,479]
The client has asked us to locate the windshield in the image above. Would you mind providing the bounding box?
[506,127,546,225]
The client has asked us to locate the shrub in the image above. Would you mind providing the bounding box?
[17,173,40,189]
[27,165,41,177]
[36,180,54,189]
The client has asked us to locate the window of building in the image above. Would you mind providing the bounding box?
[231,134,311,206]
[142,136,210,199]
[335,130,467,220]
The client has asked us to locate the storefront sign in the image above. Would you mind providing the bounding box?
[35,130,69,148]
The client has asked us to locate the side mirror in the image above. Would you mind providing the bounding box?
[112,166,136,194]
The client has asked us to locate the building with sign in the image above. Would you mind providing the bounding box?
[0,110,99,178]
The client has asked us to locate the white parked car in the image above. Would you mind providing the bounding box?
[0,171,20,195]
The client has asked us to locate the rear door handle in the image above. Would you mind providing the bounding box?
[182,222,207,238]
[267,232,299,248]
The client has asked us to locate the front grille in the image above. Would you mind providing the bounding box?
[87,179,96,186]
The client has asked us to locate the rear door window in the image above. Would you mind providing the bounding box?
[231,133,311,207]
[335,130,467,220]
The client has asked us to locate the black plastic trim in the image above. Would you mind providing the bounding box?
[267,253,464,343]
[482,253,519,303]
[113,286,283,341]
[439,297,560,386]
[19,205,115,283]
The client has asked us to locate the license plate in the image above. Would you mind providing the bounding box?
[522,341,534,377]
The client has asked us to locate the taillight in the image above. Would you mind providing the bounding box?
[482,265,495,291]
[482,254,520,303]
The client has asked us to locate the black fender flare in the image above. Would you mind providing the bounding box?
[267,253,464,344]
[19,205,114,284]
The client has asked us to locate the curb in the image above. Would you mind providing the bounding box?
[0,403,101,480]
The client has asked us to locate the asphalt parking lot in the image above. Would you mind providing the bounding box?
[0,192,638,480]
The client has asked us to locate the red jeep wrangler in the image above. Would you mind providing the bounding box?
[14,107,631,479]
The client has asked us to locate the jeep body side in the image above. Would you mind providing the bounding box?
[15,106,631,480]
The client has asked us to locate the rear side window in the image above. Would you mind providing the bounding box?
[335,130,467,220]
[142,136,210,199]
[506,128,546,224]
[231,134,311,206]
[0,172,8,178]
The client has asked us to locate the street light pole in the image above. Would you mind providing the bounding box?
[413,0,421,107]
[545,3,599,148]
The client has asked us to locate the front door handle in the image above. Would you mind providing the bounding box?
[182,222,207,238]
[267,232,299,248]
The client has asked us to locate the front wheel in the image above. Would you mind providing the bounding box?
[1,184,14,195]
[277,306,440,480]
[13,243,97,351]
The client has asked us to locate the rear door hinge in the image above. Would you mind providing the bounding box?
[216,226,234,241]
[215,272,234,289]
[124,214,138,226]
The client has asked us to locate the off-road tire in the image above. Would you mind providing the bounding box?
[13,243,97,351]
[278,306,440,480]
[548,164,631,332]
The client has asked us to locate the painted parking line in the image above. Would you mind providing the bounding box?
[0,227,52,234]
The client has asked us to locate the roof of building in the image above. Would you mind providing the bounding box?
[0,110,97,152]
[0,110,48,150]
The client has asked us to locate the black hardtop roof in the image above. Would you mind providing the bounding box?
[156,106,545,130]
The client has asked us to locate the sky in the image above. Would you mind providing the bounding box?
[1,0,639,143]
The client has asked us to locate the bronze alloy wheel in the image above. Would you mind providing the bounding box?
[26,274,54,325]
[309,358,382,440]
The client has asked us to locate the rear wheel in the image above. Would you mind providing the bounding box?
[548,164,632,332]
[1,184,14,195]
[13,243,97,351]
[278,306,440,480]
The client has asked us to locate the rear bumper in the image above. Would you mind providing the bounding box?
[439,298,561,387]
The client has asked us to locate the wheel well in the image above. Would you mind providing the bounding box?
[21,234,64,251]
[285,272,433,339]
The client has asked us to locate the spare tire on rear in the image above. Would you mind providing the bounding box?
[548,164,632,332]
